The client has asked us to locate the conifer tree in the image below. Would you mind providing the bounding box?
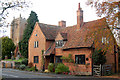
[19,11,39,58]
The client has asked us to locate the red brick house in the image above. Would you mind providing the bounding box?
[28,3,119,75]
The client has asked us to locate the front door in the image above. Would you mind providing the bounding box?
[50,54,54,63]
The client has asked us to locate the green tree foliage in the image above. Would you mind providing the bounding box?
[1,37,15,59]
[19,11,39,58]
[92,49,106,65]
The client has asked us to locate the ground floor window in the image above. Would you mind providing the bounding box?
[75,55,85,64]
[55,56,62,63]
[34,56,39,63]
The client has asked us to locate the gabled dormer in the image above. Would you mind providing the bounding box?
[55,33,67,48]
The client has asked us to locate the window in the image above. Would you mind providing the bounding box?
[75,55,85,64]
[102,37,109,44]
[55,56,62,63]
[55,40,64,47]
[34,56,39,63]
[34,41,38,48]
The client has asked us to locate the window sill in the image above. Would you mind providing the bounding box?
[75,64,85,66]
[55,47,63,48]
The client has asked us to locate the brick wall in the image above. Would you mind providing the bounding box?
[28,23,46,70]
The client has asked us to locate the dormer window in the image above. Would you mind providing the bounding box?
[102,37,109,44]
[55,40,64,48]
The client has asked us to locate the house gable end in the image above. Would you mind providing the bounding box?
[55,33,64,41]
[29,22,46,43]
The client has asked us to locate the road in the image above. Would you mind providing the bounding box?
[2,68,119,80]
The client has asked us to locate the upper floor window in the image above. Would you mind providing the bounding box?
[102,37,109,44]
[75,55,85,65]
[55,40,64,48]
[34,41,38,48]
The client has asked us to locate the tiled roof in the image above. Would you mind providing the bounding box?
[38,23,62,40]
[60,33,67,40]
[60,18,108,49]
[44,42,55,56]
[38,18,108,49]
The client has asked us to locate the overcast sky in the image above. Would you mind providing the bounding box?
[1,0,103,37]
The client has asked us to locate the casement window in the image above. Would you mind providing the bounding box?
[75,55,85,64]
[55,40,64,47]
[102,37,109,44]
[34,41,38,48]
[34,56,39,63]
[55,56,62,63]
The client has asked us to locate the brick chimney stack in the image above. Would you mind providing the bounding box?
[58,20,66,27]
[77,3,83,30]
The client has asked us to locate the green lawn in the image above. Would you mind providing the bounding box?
[3,58,24,62]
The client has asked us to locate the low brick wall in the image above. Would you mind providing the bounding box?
[1,61,15,68]
[64,63,92,75]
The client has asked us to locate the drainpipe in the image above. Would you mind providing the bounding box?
[114,45,117,73]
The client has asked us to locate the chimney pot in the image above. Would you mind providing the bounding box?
[78,3,80,9]
[77,3,83,30]
[58,20,66,27]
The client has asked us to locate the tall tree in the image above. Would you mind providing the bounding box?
[85,1,119,50]
[86,0,119,29]
[19,11,39,58]
[0,0,30,26]
[1,37,15,59]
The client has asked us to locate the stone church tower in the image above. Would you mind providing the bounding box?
[10,14,27,45]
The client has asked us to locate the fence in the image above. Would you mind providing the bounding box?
[102,64,112,76]
[93,64,112,76]
[1,61,15,68]
[93,64,102,76]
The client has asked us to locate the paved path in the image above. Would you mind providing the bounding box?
[2,68,120,80]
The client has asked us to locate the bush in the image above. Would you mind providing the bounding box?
[55,63,69,74]
[28,62,33,68]
[92,49,106,65]
[21,58,28,66]
[19,64,26,70]
[26,66,38,71]
[15,62,21,69]
[48,63,54,72]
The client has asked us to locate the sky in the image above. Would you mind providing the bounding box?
[1,0,102,37]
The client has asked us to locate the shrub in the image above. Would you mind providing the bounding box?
[15,62,21,69]
[26,66,38,71]
[19,64,26,70]
[55,63,69,74]
[21,58,28,66]
[15,62,21,65]
[48,63,54,72]
[92,49,106,65]
[61,54,74,63]
[28,62,33,68]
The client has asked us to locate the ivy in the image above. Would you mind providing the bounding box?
[61,54,74,63]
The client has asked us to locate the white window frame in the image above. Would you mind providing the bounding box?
[102,37,109,44]
[34,41,38,48]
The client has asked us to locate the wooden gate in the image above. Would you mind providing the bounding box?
[93,64,102,76]
[102,64,112,76]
